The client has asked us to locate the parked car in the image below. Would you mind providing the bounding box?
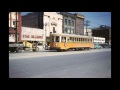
[100,43,110,48]
[94,43,102,49]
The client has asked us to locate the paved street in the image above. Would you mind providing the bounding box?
[9,48,111,78]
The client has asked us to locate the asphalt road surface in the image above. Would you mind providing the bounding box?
[9,48,111,78]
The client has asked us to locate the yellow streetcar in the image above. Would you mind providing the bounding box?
[49,33,94,51]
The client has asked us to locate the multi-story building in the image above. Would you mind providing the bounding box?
[9,12,22,42]
[43,12,63,36]
[22,12,63,45]
[22,12,43,29]
[59,12,76,34]
[92,27,111,45]
[74,13,84,35]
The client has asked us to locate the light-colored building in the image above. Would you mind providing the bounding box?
[84,28,92,36]
[93,37,105,44]
[9,12,22,42]
[44,12,63,37]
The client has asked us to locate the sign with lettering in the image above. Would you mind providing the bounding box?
[51,22,57,26]
[21,27,44,41]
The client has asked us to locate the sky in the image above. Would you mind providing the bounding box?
[21,12,111,29]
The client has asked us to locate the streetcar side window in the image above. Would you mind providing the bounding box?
[73,38,74,42]
[62,37,66,42]
[80,38,82,43]
[51,36,54,42]
[83,38,84,43]
[56,36,59,42]
[70,37,72,42]
[77,38,79,42]
[67,37,69,42]
[75,38,76,42]
[79,38,80,42]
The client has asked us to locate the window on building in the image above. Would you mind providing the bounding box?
[53,27,56,33]
[64,28,67,33]
[72,21,74,26]
[71,29,74,34]
[65,19,67,25]
[68,28,70,34]
[68,20,71,26]
[13,21,16,25]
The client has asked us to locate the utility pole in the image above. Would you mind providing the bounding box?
[15,12,18,43]
[44,23,47,49]
[85,20,90,36]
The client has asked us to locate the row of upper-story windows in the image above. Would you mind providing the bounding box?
[64,19,74,26]
[64,28,74,34]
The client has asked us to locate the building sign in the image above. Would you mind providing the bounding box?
[22,35,43,39]
[51,22,57,26]
[21,27,44,41]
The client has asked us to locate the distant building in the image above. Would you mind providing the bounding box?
[59,12,76,34]
[92,27,111,45]
[22,12,44,29]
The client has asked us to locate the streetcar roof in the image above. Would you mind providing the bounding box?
[50,33,93,38]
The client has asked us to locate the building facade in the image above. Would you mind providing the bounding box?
[43,12,63,37]
[74,13,84,35]
[9,12,22,42]
[92,27,111,44]
[84,28,92,36]
[59,12,76,34]
[22,12,43,29]
[22,12,63,45]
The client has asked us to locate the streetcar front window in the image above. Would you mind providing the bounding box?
[62,37,66,42]
[51,36,54,42]
[56,36,59,42]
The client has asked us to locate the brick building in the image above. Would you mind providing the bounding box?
[74,13,84,35]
